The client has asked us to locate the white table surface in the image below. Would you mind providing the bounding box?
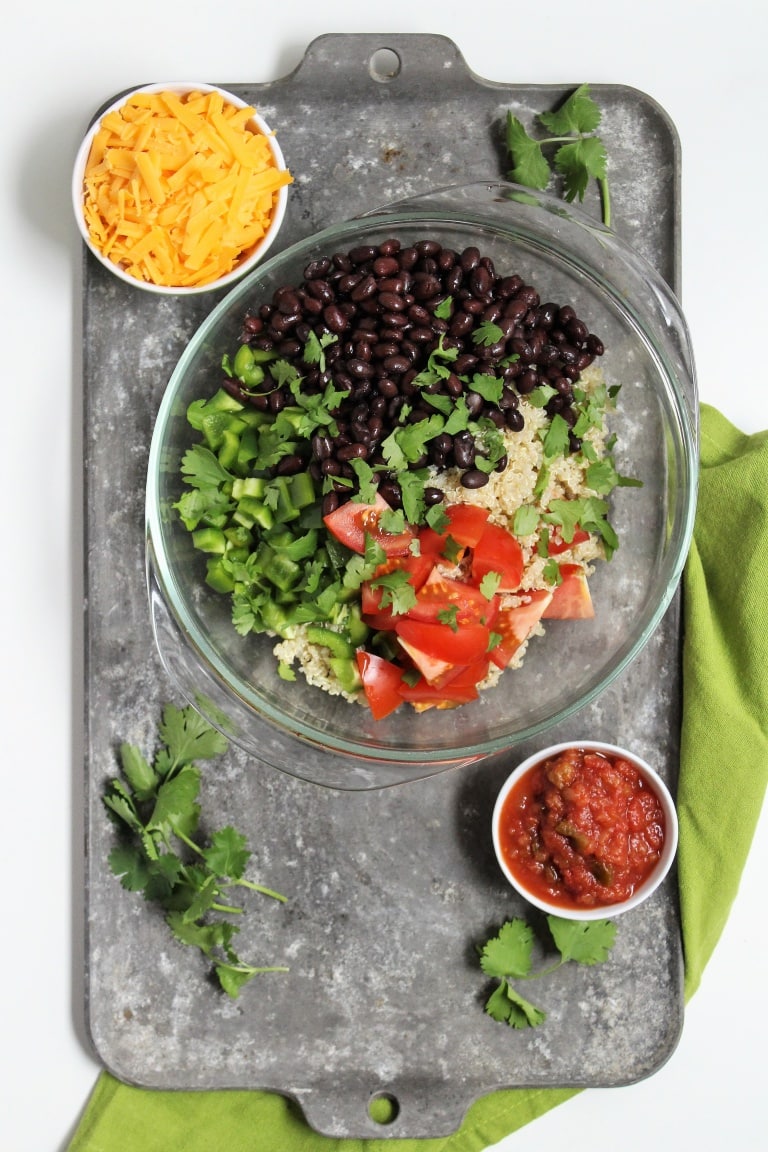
[3,3,766,1150]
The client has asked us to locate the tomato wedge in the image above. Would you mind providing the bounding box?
[547,524,591,554]
[398,658,489,707]
[490,590,553,668]
[471,522,524,592]
[542,564,595,619]
[419,503,491,558]
[395,618,491,665]
[395,635,456,685]
[408,567,499,627]
[355,650,405,720]
[361,553,433,627]
[323,493,415,557]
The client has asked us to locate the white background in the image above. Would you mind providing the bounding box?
[2,3,766,1150]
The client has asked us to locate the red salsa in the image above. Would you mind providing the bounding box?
[498,747,666,909]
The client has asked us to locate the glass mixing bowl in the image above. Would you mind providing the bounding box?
[146,181,698,790]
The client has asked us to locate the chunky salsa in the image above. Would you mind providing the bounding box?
[497,746,666,909]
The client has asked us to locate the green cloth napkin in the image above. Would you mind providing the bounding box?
[68,404,767,1152]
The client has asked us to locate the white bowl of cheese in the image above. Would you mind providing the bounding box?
[72,82,292,294]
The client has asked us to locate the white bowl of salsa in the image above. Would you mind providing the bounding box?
[492,741,678,919]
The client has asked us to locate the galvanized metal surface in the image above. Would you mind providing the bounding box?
[82,33,684,1139]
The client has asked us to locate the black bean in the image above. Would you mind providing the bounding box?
[349,245,377,264]
[312,434,332,459]
[453,431,475,468]
[460,246,481,272]
[382,354,411,375]
[373,255,400,276]
[469,266,492,297]
[275,453,305,475]
[461,469,489,489]
[323,305,348,333]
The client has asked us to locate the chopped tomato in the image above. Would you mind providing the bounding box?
[408,567,499,627]
[395,618,491,666]
[398,675,480,706]
[355,650,405,720]
[323,493,415,557]
[490,590,553,668]
[395,635,456,685]
[419,503,491,558]
[361,553,433,625]
[471,522,524,592]
[398,658,489,707]
[547,525,591,555]
[542,564,595,619]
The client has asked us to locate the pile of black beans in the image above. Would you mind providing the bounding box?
[227,237,604,514]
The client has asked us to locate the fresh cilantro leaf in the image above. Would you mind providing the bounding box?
[504,984,548,1029]
[442,535,464,564]
[119,743,158,800]
[543,499,585,543]
[545,495,620,560]
[108,844,150,892]
[547,916,617,965]
[434,296,453,320]
[383,414,446,466]
[203,827,251,880]
[371,569,418,616]
[443,398,472,436]
[147,765,201,839]
[378,506,408,536]
[513,505,539,537]
[556,137,608,203]
[158,703,229,768]
[479,571,502,599]
[472,321,505,348]
[543,558,562,585]
[143,853,185,903]
[216,964,260,999]
[180,444,233,490]
[480,919,534,980]
[277,660,296,681]
[349,458,378,503]
[506,114,551,189]
[437,605,460,631]
[586,458,643,494]
[485,978,515,1023]
[539,83,602,135]
[469,374,504,404]
[167,911,236,956]
[527,383,557,409]
[302,330,338,373]
[180,873,219,922]
[399,471,429,525]
[541,413,571,459]
[425,504,451,533]
[422,391,454,416]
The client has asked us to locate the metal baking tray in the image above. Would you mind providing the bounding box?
[82,33,684,1139]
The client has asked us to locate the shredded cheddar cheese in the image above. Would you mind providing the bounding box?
[80,89,292,288]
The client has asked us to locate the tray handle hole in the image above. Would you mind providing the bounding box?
[368,1091,400,1125]
[369,48,402,83]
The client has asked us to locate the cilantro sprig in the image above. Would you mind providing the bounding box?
[506,84,611,227]
[104,704,289,998]
[480,915,616,1028]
